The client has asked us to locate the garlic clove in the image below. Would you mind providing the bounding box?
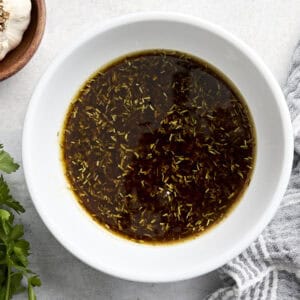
[0,0,31,61]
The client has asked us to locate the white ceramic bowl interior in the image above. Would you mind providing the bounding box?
[23,13,293,282]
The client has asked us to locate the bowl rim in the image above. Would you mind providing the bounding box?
[22,12,294,282]
[0,0,46,81]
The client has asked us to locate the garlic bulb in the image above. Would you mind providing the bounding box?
[0,0,31,61]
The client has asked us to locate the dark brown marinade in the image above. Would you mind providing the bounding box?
[61,49,256,244]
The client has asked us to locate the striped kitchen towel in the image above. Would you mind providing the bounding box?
[207,42,300,299]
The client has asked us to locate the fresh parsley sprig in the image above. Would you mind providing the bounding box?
[0,144,41,300]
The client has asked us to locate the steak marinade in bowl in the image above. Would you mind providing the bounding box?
[61,49,256,244]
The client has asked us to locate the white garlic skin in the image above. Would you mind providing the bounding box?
[0,0,31,61]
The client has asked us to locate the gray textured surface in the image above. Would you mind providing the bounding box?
[1,0,300,299]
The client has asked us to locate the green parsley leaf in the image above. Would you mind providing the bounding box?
[0,176,25,214]
[27,276,41,300]
[10,272,25,295]
[0,145,19,174]
[0,144,41,299]
[9,225,24,241]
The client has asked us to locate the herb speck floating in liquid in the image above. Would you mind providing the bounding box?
[61,49,256,244]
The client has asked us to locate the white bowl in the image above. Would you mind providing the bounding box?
[22,13,293,282]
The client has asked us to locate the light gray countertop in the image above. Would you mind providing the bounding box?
[1,1,300,299]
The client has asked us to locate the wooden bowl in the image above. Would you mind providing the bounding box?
[0,0,46,81]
